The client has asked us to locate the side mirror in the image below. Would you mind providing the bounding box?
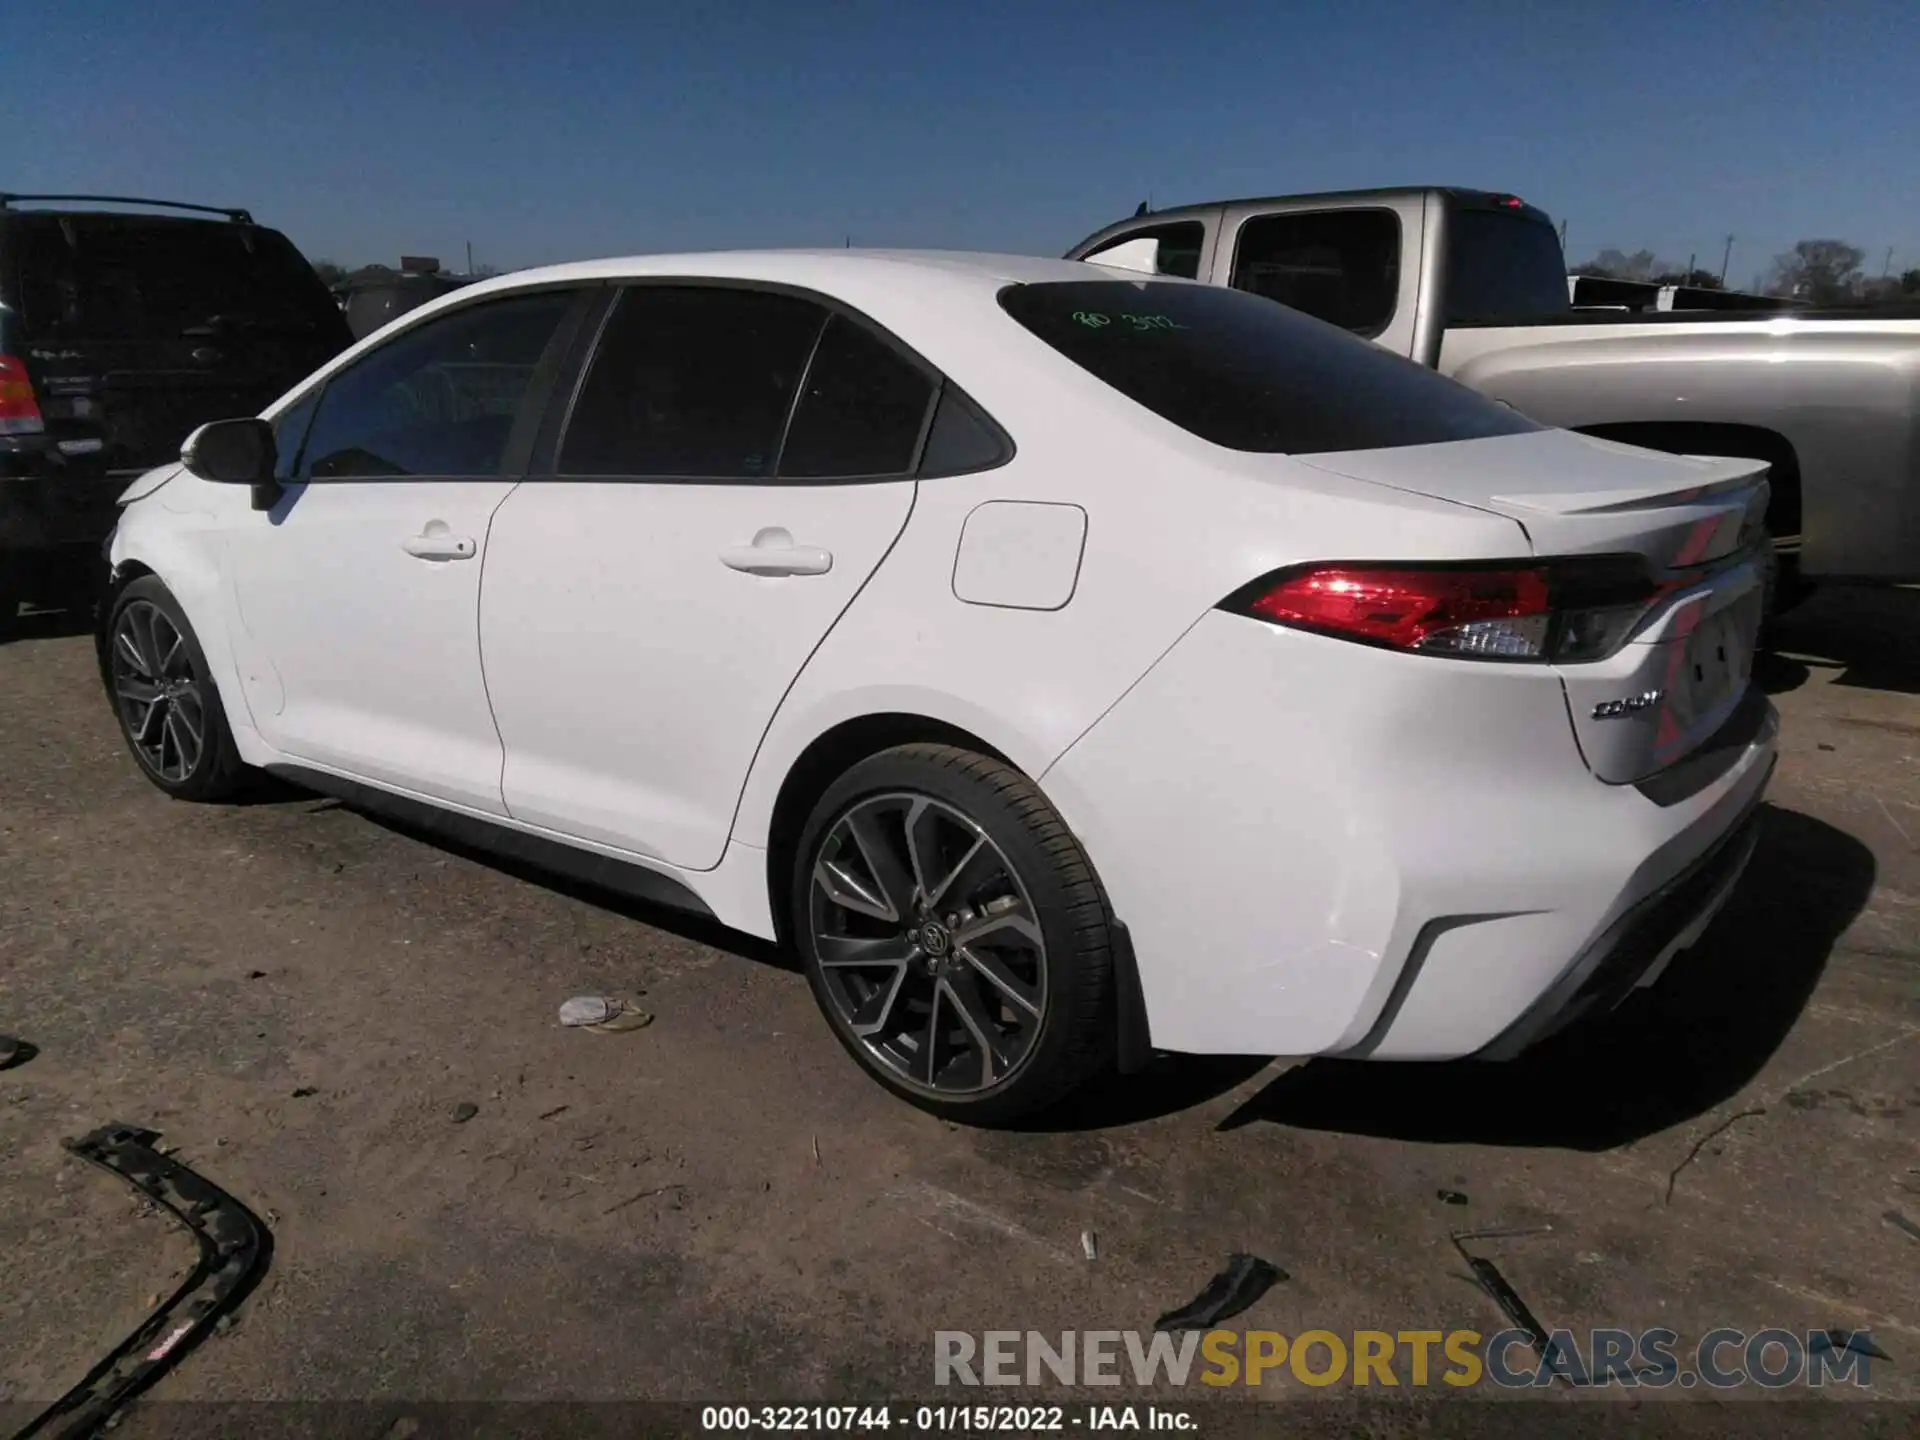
[181,418,282,511]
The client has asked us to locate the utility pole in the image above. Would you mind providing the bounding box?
[466,240,474,275]
[1884,247,1895,278]
[1557,219,1568,252]
[1685,252,1696,282]
[1719,234,1734,286]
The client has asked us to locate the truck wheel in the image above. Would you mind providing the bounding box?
[791,743,1117,1125]
[1757,528,1814,649]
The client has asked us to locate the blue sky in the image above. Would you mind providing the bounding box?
[5,0,1915,286]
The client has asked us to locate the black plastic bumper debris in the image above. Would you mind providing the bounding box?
[1154,1252,1286,1333]
[9,1125,272,1440]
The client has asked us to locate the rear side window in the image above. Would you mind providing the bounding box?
[779,314,936,478]
[299,290,573,479]
[998,280,1542,455]
[917,388,1012,477]
[1229,209,1401,335]
[1083,221,1207,281]
[13,216,344,341]
[560,287,826,478]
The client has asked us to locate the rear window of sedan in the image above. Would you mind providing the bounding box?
[997,279,1541,454]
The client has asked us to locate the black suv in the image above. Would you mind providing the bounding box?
[1,194,352,623]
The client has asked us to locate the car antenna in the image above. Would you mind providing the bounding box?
[1134,199,1150,217]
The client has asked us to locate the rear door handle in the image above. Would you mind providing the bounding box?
[719,527,833,577]
[403,529,477,562]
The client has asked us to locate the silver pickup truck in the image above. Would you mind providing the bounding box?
[1067,188,1920,590]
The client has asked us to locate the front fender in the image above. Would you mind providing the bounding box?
[106,486,264,754]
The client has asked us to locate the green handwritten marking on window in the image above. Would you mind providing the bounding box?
[1072,310,1185,331]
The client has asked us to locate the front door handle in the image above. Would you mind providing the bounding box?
[403,527,477,562]
[719,527,833,577]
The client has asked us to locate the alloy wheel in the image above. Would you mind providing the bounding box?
[111,600,207,784]
[808,792,1048,1095]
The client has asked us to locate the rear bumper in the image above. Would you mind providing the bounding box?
[1039,608,1778,1060]
[1474,764,1768,1058]
[0,465,128,555]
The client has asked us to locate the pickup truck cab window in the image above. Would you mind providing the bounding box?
[1229,208,1401,337]
[1444,205,1572,324]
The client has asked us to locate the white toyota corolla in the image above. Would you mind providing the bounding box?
[99,250,1776,1122]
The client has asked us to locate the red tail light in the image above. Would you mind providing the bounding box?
[1221,559,1659,663]
[0,355,46,436]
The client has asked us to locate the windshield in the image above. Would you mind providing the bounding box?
[1444,208,1572,323]
[15,215,345,341]
[998,279,1542,454]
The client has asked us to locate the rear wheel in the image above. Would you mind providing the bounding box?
[105,576,249,801]
[791,743,1117,1125]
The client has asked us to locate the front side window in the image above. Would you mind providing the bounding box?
[998,279,1540,455]
[559,287,826,479]
[1229,209,1401,335]
[298,290,573,480]
[1084,221,1207,281]
[271,390,320,480]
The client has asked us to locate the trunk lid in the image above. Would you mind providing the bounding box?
[1299,428,1771,784]
[1295,428,1770,569]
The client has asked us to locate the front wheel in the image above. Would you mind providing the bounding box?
[791,744,1118,1125]
[105,576,250,801]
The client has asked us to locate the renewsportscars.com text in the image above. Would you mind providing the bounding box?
[934,1327,1879,1390]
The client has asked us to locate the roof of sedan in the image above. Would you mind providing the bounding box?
[456,248,1145,296]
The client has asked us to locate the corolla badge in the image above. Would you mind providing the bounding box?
[1592,690,1663,720]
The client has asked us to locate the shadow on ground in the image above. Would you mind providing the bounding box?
[1765,584,1920,696]
[347,805,793,969]
[1218,805,1875,1150]
[1017,1053,1272,1132]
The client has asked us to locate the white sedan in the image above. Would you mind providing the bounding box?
[99,250,1777,1122]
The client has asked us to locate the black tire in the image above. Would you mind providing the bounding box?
[790,743,1116,1125]
[104,576,250,802]
[1756,527,1816,651]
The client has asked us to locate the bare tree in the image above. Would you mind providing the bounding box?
[1653,268,1725,289]
[1765,240,1866,304]
[1574,247,1661,281]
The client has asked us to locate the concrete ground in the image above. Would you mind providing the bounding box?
[1,586,1915,1433]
